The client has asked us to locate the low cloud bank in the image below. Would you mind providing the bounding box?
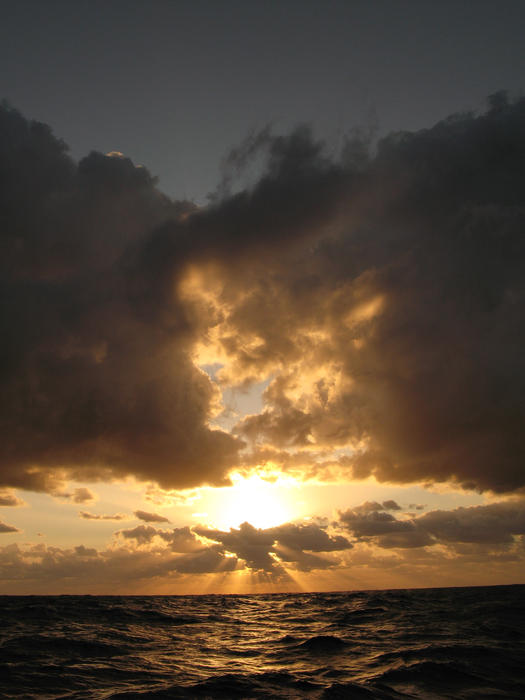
[0,500,523,591]
[339,499,525,549]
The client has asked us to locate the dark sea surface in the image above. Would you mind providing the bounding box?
[1,585,524,699]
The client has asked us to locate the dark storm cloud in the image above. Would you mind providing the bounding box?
[0,103,241,493]
[129,125,347,324]
[2,94,525,495]
[339,499,525,549]
[134,510,170,523]
[222,93,525,493]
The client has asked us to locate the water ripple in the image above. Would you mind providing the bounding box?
[0,585,523,699]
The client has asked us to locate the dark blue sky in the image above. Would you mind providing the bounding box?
[2,0,524,201]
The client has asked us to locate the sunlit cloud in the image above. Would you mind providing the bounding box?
[55,488,96,504]
[0,491,25,507]
[80,511,129,521]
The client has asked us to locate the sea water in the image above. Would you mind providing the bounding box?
[1,585,524,698]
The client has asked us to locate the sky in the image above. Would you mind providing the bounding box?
[1,0,525,594]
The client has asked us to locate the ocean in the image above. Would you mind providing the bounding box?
[1,585,524,699]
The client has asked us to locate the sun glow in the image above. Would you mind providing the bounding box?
[206,473,298,530]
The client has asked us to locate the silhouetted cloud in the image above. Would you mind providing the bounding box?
[117,525,166,546]
[339,498,525,549]
[117,525,204,552]
[134,510,170,523]
[195,520,352,573]
[271,522,352,553]
[0,504,523,591]
[339,507,433,549]
[0,539,237,590]
[416,501,525,545]
[349,501,402,515]
[0,521,19,533]
[382,500,401,511]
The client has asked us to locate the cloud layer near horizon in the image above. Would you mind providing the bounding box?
[0,498,523,592]
[1,94,525,494]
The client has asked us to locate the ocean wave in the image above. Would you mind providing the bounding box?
[294,634,347,653]
[0,585,523,699]
[1,633,126,659]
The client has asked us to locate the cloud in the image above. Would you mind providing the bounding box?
[0,521,19,533]
[55,488,96,504]
[416,501,525,545]
[339,498,525,549]
[0,540,238,591]
[270,522,352,553]
[71,488,95,504]
[2,94,525,496]
[0,505,522,591]
[79,511,128,521]
[382,500,401,511]
[171,547,237,575]
[343,514,433,550]
[349,501,402,514]
[0,103,241,495]
[117,525,204,552]
[117,524,164,546]
[195,520,352,573]
[217,94,525,494]
[195,522,277,571]
[74,545,98,556]
[134,510,170,523]
[0,491,25,507]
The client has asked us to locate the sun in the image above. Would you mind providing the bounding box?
[204,473,298,530]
